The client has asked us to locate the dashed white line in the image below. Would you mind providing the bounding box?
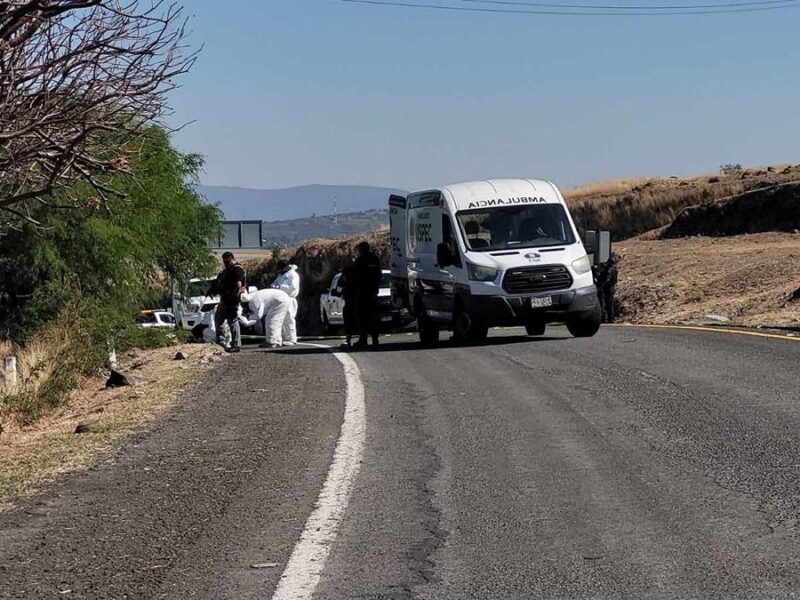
[270,344,366,600]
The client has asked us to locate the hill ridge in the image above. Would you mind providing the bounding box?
[197,183,406,222]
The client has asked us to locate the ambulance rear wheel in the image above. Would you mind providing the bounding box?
[322,311,335,336]
[418,314,440,345]
[566,305,602,338]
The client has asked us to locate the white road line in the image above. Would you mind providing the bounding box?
[270,344,366,600]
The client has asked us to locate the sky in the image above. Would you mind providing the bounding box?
[169,0,800,192]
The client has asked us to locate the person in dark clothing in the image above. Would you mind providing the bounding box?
[596,253,620,323]
[593,262,608,320]
[339,265,359,348]
[214,251,246,352]
[351,241,382,350]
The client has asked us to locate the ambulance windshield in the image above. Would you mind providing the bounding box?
[457,204,576,252]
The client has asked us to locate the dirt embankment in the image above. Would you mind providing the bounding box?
[616,233,800,326]
[662,183,800,238]
[289,230,389,335]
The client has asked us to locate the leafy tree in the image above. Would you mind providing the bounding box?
[0,126,221,342]
[0,1,197,226]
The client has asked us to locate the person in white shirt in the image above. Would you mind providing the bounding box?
[271,261,300,345]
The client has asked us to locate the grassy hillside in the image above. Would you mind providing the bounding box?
[565,164,800,240]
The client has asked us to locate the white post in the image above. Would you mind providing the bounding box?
[107,346,117,370]
[4,356,17,386]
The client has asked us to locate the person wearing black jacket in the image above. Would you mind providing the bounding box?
[213,252,246,352]
[597,253,620,323]
[351,241,382,350]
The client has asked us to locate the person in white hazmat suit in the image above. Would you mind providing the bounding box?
[271,261,300,346]
[199,305,232,346]
[240,289,291,348]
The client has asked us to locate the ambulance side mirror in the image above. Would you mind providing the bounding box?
[436,243,453,268]
[584,230,612,265]
[584,231,598,256]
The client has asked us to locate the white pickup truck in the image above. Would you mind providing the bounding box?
[172,277,219,330]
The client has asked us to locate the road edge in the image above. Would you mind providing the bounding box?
[613,323,800,342]
[270,345,367,600]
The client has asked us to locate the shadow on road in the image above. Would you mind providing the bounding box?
[268,334,571,356]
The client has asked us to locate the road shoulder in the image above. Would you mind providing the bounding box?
[0,347,346,599]
[0,343,223,508]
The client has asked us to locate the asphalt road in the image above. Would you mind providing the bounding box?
[1,325,799,599]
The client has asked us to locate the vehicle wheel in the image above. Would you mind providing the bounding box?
[453,309,489,342]
[566,306,601,338]
[417,311,440,346]
[322,311,334,336]
[525,319,546,336]
[470,321,489,342]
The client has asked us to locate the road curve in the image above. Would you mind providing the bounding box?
[0,325,798,599]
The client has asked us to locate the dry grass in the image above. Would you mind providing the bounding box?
[0,336,74,417]
[563,176,654,201]
[563,164,800,240]
[0,343,223,508]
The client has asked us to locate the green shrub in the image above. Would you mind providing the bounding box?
[245,245,286,289]
[720,163,743,175]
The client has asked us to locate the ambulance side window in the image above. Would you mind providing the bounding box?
[442,215,462,268]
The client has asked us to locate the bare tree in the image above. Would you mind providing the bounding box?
[0,0,197,227]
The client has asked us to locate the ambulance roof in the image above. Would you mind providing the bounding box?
[439,178,562,212]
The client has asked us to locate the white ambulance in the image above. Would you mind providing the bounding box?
[389,179,602,344]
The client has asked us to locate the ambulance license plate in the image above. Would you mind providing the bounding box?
[380,315,393,322]
[530,296,553,309]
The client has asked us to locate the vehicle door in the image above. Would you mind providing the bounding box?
[433,213,463,316]
[328,274,344,323]
[407,191,446,318]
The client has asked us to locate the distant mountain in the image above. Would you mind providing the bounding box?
[261,209,388,248]
[197,183,406,222]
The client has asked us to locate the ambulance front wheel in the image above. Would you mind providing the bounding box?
[453,309,489,342]
[525,319,546,336]
[566,305,602,338]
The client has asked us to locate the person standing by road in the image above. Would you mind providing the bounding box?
[214,251,246,353]
[597,253,620,323]
[593,261,608,321]
[271,261,300,346]
[352,241,382,350]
